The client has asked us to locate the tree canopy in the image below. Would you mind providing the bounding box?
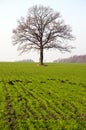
[12,5,74,65]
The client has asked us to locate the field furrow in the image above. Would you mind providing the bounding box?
[0,63,86,129]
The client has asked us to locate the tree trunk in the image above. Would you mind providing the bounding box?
[39,47,43,65]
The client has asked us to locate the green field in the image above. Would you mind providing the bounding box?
[0,63,86,130]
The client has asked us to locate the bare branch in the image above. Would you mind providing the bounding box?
[12,5,75,64]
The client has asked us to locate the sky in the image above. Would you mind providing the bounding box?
[0,0,86,62]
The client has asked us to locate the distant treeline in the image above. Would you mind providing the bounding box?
[17,59,34,62]
[54,55,86,63]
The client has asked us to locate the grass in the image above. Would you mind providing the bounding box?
[0,62,86,130]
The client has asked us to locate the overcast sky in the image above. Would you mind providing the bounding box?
[0,0,86,62]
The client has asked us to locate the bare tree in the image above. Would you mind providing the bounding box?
[12,5,74,65]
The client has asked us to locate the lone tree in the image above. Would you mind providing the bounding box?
[12,5,74,65]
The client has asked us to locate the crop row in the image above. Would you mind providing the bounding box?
[0,79,86,129]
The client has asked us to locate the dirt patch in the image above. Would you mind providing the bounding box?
[8,81,14,85]
[40,81,46,84]
[47,78,56,81]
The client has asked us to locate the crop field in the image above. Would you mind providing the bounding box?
[0,62,86,130]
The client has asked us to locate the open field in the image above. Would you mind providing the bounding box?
[0,62,86,130]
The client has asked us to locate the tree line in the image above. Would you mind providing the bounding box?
[54,55,86,63]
